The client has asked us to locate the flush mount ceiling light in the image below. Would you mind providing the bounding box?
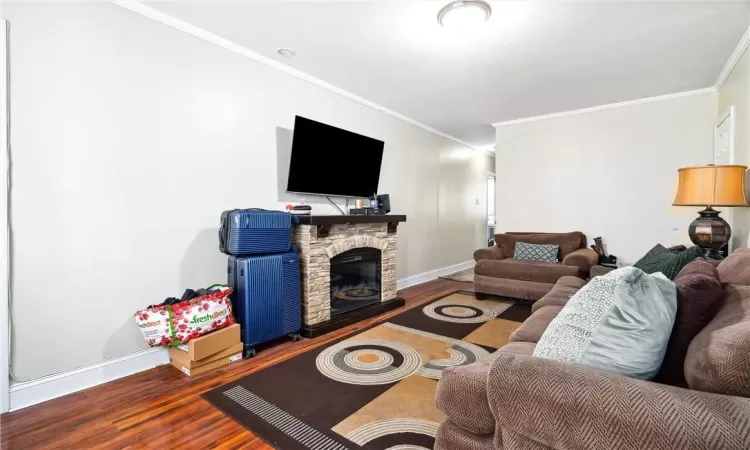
[437,0,492,31]
[277,48,296,57]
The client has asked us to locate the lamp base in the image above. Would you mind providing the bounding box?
[688,206,730,260]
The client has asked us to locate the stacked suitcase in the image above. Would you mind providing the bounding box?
[220,209,302,358]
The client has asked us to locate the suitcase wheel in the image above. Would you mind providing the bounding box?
[290,333,301,342]
[244,347,256,358]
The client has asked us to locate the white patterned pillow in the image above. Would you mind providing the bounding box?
[533,266,677,380]
[513,242,558,263]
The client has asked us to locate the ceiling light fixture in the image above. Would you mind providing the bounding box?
[277,48,296,57]
[437,0,492,31]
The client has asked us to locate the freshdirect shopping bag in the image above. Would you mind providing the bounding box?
[134,288,235,346]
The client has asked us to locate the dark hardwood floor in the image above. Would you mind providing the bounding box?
[0,278,471,449]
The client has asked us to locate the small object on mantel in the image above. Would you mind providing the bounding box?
[286,204,312,215]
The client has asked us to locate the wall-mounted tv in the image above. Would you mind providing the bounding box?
[286,116,384,198]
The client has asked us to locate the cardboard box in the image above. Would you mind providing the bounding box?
[173,323,240,361]
[169,342,243,369]
[171,351,242,377]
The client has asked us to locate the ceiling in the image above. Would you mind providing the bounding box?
[147,1,750,148]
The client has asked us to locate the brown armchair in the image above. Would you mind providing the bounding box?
[473,232,597,301]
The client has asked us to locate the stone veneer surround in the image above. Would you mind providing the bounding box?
[292,222,398,326]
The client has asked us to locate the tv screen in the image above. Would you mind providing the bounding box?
[287,116,384,198]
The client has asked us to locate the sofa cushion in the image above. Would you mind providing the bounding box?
[717,248,750,285]
[474,259,580,284]
[510,306,563,344]
[656,258,723,386]
[496,232,585,261]
[684,283,750,397]
[633,244,704,280]
[513,242,559,263]
[532,276,585,312]
[533,267,677,380]
[436,342,535,435]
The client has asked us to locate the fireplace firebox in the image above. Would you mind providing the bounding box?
[330,247,382,317]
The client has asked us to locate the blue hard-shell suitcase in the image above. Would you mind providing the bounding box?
[219,209,297,256]
[227,250,302,357]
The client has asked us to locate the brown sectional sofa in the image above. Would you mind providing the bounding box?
[435,253,750,450]
[474,232,598,301]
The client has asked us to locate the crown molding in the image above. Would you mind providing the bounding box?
[491,87,717,128]
[715,24,750,91]
[110,0,482,152]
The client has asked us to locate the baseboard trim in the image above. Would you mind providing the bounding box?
[8,347,169,412]
[397,260,474,290]
[8,260,473,412]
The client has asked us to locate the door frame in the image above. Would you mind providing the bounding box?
[0,17,9,414]
[715,105,736,255]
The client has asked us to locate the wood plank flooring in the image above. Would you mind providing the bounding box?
[0,278,471,449]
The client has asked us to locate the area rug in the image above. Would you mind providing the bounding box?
[203,291,530,449]
[438,268,473,283]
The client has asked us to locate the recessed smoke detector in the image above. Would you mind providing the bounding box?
[277,48,296,57]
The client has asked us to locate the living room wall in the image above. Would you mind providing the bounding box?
[4,3,489,380]
[494,91,717,264]
[717,48,750,251]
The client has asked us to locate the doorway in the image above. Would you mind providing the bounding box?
[487,173,495,246]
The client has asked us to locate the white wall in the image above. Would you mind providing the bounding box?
[495,92,717,264]
[4,2,489,380]
[717,48,750,251]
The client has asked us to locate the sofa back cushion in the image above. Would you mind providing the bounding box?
[683,249,750,397]
[684,284,750,397]
[496,232,586,261]
[717,248,750,285]
[655,258,723,386]
[533,267,677,380]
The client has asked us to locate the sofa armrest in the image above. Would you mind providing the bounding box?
[561,248,598,273]
[487,353,750,450]
[474,245,506,262]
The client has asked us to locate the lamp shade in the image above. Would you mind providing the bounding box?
[673,165,748,207]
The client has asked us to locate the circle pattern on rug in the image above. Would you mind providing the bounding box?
[343,349,394,371]
[423,303,496,323]
[316,340,421,385]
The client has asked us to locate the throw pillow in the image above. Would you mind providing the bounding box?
[533,266,677,380]
[633,244,670,272]
[513,242,559,263]
[655,258,723,386]
[634,245,704,280]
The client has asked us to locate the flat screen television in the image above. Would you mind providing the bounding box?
[286,116,384,198]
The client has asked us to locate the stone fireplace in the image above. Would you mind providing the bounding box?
[292,215,406,337]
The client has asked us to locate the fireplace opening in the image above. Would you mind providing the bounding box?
[330,247,382,317]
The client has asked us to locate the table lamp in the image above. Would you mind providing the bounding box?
[673,164,748,259]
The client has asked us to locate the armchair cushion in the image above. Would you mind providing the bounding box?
[474,259,579,284]
[488,352,750,450]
